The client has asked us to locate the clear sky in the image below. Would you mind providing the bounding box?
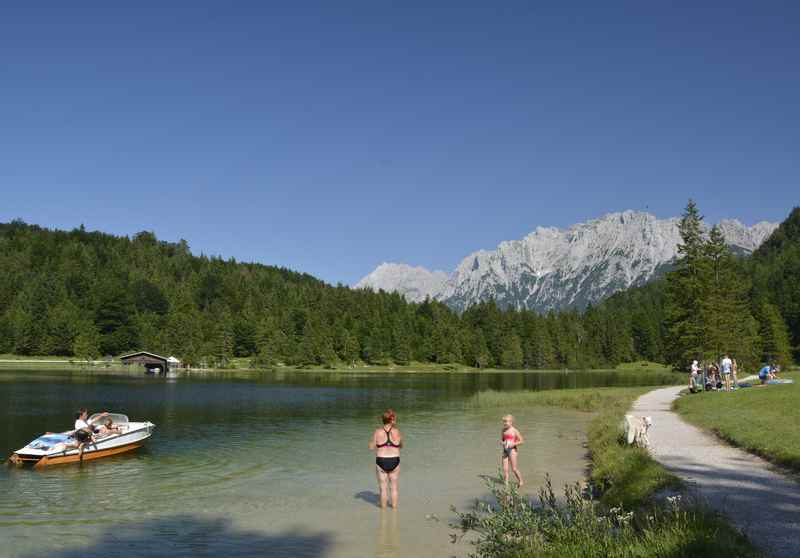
[1,2,798,285]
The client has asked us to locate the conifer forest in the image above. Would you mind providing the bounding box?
[0,203,797,371]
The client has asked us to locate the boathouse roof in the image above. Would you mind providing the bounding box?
[119,351,169,365]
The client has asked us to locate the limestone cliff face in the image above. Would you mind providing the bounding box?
[356,211,777,312]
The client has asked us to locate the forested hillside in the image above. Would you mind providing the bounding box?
[0,208,796,370]
[750,207,800,361]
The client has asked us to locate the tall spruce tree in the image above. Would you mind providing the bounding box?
[665,200,710,368]
[754,300,793,366]
[700,225,759,368]
[500,333,524,369]
[73,321,101,362]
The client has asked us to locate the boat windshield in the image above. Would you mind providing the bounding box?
[89,413,129,426]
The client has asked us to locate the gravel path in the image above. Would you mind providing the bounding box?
[632,386,800,558]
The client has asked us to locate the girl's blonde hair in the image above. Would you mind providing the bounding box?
[502,414,514,422]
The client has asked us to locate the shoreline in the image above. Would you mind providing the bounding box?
[0,356,674,376]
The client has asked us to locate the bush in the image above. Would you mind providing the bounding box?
[452,476,758,558]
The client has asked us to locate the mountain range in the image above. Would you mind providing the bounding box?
[355,211,778,312]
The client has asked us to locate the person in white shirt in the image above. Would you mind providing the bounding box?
[720,355,733,392]
[72,408,108,460]
[689,360,700,392]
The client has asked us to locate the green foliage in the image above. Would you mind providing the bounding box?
[753,300,793,366]
[585,390,680,509]
[751,207,800,361]
[0,213,796,371]
[72,322,101,362]
[665,201,772,371]
[453,476,758,558]
[500,333,524,369]
[700,225,760,368]
[665,200,711,366]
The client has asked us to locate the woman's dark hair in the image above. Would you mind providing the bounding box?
[75,407,88,419]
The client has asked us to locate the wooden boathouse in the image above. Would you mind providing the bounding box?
[120,351,176,374]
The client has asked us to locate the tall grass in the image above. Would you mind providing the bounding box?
[453,477,759,558]
[465,387,654,413]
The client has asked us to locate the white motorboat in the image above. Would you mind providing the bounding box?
[8,413,155,468]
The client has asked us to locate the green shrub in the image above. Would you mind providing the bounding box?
[452,476,758,558]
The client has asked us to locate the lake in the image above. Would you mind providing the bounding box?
[0,368,675,558]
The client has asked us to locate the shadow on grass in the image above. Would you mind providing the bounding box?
[22,515,334,558]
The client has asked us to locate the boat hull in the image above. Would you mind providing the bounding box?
[9,421,154,468]
[12,440,144,468]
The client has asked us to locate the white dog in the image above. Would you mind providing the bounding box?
[623,414,652,448]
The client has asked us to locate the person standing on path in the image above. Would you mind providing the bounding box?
[501,414,524,487]
[720,354,733,391]
[731,358,740,389]
[689,360,700,392]
[368,409,403,509]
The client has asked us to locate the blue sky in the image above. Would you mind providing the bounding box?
[1,2,798,285]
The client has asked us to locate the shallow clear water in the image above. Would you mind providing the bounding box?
[0,368,665,557]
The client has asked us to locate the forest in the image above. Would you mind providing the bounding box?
[0,203,797,371]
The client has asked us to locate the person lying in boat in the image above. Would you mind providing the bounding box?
[95,417,122,437]
[71,408,109,459]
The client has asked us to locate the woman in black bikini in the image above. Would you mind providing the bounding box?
[368,409,403,509]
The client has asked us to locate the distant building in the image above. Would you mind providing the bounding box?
[119,351,176,374]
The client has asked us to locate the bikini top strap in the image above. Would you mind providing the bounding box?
[377,425,394,447]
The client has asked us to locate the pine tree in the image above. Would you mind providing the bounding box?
[471,330,492,369]
[665,200,711,368]
[73,321,101,362]
[631,309,660,362]
[500,333,524,369]
[163,288,203,363]
[213,308,235,367]
[700,225,759,367]
[42,300,83,355]
[392,327,412,365]
[7,299,36,355]
[335,329,360,366]
[755,301,793,366]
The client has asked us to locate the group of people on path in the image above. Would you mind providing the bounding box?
[689,355,781,392]
[689,355,739,392]
[368,409,524,509]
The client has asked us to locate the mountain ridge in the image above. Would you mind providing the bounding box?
[356,210,778,312]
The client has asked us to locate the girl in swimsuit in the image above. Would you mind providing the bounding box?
[368,409,403,509]
[501,414,524,487]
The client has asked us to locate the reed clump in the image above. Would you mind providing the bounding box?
[452,477,759,558]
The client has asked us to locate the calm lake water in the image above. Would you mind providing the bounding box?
[0,368,675,558]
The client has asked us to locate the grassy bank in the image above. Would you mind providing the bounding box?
[673,371,800,473]
[456,384,760,557]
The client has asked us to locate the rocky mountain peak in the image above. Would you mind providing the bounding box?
[355,211,778,312]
